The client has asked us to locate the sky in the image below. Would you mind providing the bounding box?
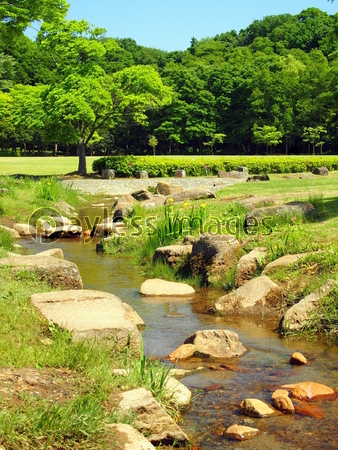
[27,0,337,52]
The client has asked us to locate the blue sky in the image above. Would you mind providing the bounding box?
[27,0,337,51]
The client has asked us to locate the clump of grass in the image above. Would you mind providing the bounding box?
[0,227,14,252]
[0,395,108,450]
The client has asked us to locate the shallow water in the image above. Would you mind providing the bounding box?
[21,206,338,449]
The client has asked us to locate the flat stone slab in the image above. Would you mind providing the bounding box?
[263,253,309,274]
[115,388,189,445]
[282,382,337,402]
[213,275,283,315]
[13,223,36,236]
[169,189,216,204]
[139,279,195,297]
[245,201,316,225]
[30,290,144,348]
[0,255,82,290]
[240,399,275,418]
[226,424,260,441]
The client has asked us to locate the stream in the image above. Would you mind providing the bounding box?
[21,206,338,449]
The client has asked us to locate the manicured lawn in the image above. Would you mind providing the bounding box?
[0,157,101,176]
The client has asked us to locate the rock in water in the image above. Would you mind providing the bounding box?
[226,424,260,441]
[240,399,275,418]
[213,276,283,315]
[115,388,189,445]
[282,382,337,402]
[290,352,307,365]
[30,290,144,349]
[183,330,247,359]
[153,245,192,267]
[139,279,195,297]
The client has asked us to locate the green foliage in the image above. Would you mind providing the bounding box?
[93,155,338,177]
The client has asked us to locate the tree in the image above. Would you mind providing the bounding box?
[302,126,327,154]
[253,124,283,153]
[148,135,158,155]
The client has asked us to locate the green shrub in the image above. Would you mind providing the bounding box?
[92,155,338,178]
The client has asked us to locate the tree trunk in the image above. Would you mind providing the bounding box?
[77,140,87,175]
[23,142,26,157]
[53,143,57,157]
[285,139,289,155]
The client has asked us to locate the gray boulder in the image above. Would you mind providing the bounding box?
[235,247,267,287]
[31,289,144,348]
[132,189,153,201]
[262,253,309,275]
[218,170,248,180]
[213,275,283,315]
[169,189,216,204]
[190,234,241,283]
[115,388,189,445]
[245,201,316,225]
[313,166,329,176]
[0,254,82,289]
[280,279,336,331]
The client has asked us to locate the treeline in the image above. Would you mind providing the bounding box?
[0,5,338,170]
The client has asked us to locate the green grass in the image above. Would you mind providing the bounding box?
[0,266,179,448]
[0,176,87,222]
[0,157,100,176]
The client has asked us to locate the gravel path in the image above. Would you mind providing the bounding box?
[62,177,242,196]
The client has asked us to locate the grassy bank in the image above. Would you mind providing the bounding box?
[0,177,181,449]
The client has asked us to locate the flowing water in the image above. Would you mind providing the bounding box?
[21,206,338,449]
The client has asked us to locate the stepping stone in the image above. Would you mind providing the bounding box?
[139,279,195,297]
[30,289,144,349]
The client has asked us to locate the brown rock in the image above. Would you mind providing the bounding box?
[132,189,153,201]
[183,329,247,359]
[271,389,289,401]
[0,255,82,290]
[235,247,267,287]
[218,170,248,180]
[156,182,172,196]
[140,195,166,209]
[226,424,260,441]
[115,388,189,445]
[240,399,275,418]
[153,244,192,267]
[273,396,295,414]
[293,400,325,419]
[213,276,283,315]
[290,352,307,365]
[175,170,186,178]
[190,234,241,284]
[168,344,196,361]
[282,382,338,402]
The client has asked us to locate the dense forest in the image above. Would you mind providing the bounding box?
[0,1,337,173]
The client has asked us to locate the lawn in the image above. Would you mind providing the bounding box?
[0,157,101,176]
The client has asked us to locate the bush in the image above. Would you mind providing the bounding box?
[92,155,338,177]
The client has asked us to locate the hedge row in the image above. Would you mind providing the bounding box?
[92,155,338,177]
